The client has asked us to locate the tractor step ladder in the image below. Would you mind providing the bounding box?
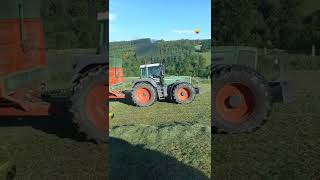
[157,87,165,100]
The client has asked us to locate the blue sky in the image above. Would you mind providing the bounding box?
[109,0,211,42]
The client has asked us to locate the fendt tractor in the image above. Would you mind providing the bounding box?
[109,54,200,107]
[212,46,294,133]
[0,0,108,142]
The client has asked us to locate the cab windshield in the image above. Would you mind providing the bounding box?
[140,65,161,78]
[148,66,161,77]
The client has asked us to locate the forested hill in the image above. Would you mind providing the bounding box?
[213,0,320,50]
[41,0,106,49]
[110,39,211,77]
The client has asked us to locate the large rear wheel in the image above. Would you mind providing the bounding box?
[71,66,108,143]
[212,65,272,133]
[173,82,196,104]
[131,82,157,107]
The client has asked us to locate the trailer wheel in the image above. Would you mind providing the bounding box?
[71,66,108,143]
[212,65,272,133]
[131,82,157,107]
[173,83,196,104]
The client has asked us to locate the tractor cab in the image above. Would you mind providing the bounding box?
[140,63,165,84]
[132,62,198,107]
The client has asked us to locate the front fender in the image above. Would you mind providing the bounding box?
[132,78,158,89]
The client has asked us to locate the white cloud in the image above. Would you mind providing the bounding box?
[109,25,116,33]
[109,13,117,21]
[172,29,195,34]
[109,12,117,33]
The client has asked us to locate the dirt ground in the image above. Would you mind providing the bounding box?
[0,116,107,180]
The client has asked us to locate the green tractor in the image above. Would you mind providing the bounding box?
[212,46,294,133]
[131,63,200,107]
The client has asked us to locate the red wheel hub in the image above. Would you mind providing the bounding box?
[177,88,191,101]
[216,83,255,123]
[85,84,108,130]
[135,88,152,104]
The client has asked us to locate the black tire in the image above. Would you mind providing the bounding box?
[212,65,272,133]
[173,82,196,104]
[131,82,157,107]
[70,66,108,143]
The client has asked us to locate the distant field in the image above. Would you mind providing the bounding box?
[299,0,320,16]
[109,83,211,179]
[257,49,320,81]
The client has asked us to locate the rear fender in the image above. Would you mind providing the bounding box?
[167,82,181,100]
[132,79,158,89]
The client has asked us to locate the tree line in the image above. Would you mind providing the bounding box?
[41,0,106,49]
[110,39,211,77]
[213,0,320,51]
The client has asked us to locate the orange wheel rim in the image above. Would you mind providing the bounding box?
[86,84,108,130]
[135,88,152,104]
[177,88,191,101]
[216,83,255,123]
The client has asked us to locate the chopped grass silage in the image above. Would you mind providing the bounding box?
[110,122,211,179]
[0,146,15,180]
[109,83,211,179]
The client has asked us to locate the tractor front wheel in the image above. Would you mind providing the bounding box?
[71,66,108,143]
[131,82,157,107]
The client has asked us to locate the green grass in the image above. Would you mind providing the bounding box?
[0,119,108,179]
[109,83,211,179]
[0,147,13,180]
[257,49,320,81]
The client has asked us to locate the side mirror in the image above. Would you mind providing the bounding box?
[161,66,165,76]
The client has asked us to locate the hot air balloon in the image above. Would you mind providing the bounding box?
[194,28,200,35]
[194,28,202,52]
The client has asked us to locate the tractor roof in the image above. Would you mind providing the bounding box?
[140,63,161,68]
